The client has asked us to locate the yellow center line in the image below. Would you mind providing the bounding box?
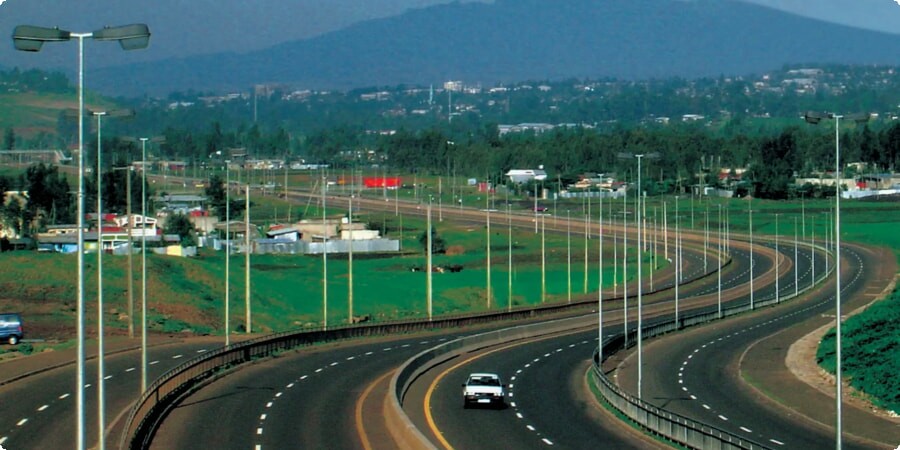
[356,369,395,450]
[424,334,575,450]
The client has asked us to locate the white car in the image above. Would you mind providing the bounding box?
[462,373,506,408]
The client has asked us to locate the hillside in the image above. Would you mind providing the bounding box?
[89,0,900,96]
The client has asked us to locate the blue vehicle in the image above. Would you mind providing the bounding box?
[0,313,23,345]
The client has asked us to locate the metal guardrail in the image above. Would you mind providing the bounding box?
[119,280,707,450]
[120,237,733,449]
[589,241,834,450]
[386,240,832,449]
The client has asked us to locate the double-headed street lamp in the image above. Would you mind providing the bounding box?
[803,110,870,450]
[13,23,149,450]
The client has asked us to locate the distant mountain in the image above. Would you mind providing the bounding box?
[92,0,900,96]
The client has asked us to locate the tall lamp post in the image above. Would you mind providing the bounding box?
[124,135,163,394]
[12,23,150,450]
[225,160,231,345]
[91,108,132,450]
[803,110,870,450]
[617,152,658,399]
[139,138,149,394]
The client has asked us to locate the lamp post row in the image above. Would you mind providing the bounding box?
[13,23,151,450]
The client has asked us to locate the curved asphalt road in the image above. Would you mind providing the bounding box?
[616,243,894,449]
[0,340,221,449]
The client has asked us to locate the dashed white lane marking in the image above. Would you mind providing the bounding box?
[256,427,263,435]
[0,437,7,445]
[37,405,48,412]
[510,402,517,408]
[84,383,91,388]
[740,426,752,433]
[266,402,273,408]
[346,356,355,360]
[260,414,267,421]
[125,367,136,372]
[173,354,183,359]
[59,393,70,399]
[516,412,524,419]
[365,351,373,356]
[330,362,338,366]
[702,404,711,410]
[104,375,113,380]
[690,395,697,400]
[275,392,282,398]
[149,360,159,365]
[300,375,308,380]
[526,425,535,431]
[16,418,27,426]
[542,438,554,445]
[197,349,207,353]
[315,368,323,373]
[770,439,785,446]
[286,383,294,388]
[255,445,261,450]
[718,415,728,421]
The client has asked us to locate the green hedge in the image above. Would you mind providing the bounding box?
[817,288,900,413]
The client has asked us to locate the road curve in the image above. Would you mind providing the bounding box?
[616,243,897,448]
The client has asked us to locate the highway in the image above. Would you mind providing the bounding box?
[0,341,218,449]
[4,188,880,450]
[399,236,818,449]
[616,243,898,449]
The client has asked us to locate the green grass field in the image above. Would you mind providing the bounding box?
[0,207,652,341]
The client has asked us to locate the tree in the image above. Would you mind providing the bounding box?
[748,131,796,200]
[23,163,73,227]
[418,226,446,254]
[204,173,244,221]
[3,128,14,150]
[205,174,227,219]
[164,213,197,247]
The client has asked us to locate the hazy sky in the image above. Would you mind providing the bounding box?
[0,0,897,71]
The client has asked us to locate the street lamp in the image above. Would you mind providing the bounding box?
[775,213,780,304]
[803,110,870,450]
[13,23,149,450]
[674,196,680,326]
[123,134,162,395]
[91,108,132,450]
[225,160,232,344]
[617,151,658,399]
[139,137,149,394]
[749,201,754,310]
[598,195,604,358]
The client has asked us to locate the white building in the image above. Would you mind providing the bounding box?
[505,169,548,184]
